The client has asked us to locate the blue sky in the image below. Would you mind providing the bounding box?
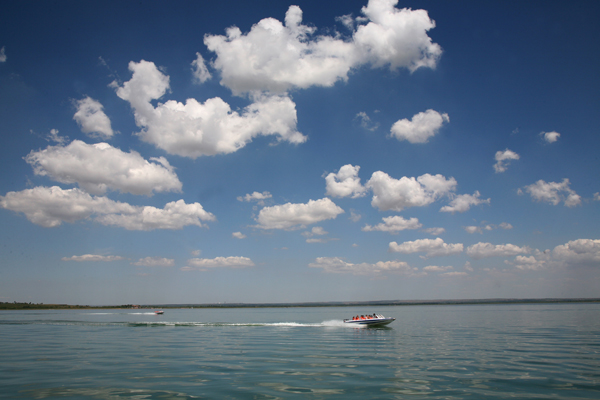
[1,0,599,305]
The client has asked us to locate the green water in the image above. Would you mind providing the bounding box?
[1,304,599,399]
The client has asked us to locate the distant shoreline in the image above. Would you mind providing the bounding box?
[2,297,600,310]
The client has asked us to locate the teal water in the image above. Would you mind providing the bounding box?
[1,303,599,399]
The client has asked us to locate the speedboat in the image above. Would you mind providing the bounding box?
[154,310,164,315]
[343,314,395,327]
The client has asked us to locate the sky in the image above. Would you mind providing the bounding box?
[1,0,599,305]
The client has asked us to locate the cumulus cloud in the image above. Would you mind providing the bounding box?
[73,97,114,139]
[191,52,211,84]
[25,140,182,196]
[541,131,560,143]
[493,149,519,173]
[237,191,272,203]
[466,242,530,259]
[116,60,305,158]
[309,257,416,275]
[132,257,175,267]
[389,238,463,257]
[204,0,441,94]
[0,186,215,230]
[325,164,367,198]
[390,109,449,143]
[183,256,255,271]
[507,255,545,271]
[232,231,247,239]
[46,129,68,145]
[0,46,6,62]
[362,215,422,233]
[366,171,456,211]
[61,254,125,262]
[519,179,581,207]
[440,191,490,213]
[551,239,600,267]
[255,198,344,230]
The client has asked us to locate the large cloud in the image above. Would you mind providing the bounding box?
[116,60,305,158]
[0,186,215,230]
[204,0,441,94]
[73,97,114,139]
[389,237,463,257]
[466,242,530,259]
[309,257,415,275]
[390,109,449,143]
[519,179,581,207]
[255,198,344,230]
[325,164,367,198]
[25,140,182,196]
[551,239,600,267]
[366,171,457,211]
[362,215,422,233]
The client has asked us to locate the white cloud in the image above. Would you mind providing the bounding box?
[25,140,182,196]
[232,231,247,239]
[423,265,453,272]
[424,227,445,236]
[191,52,211,84]
[362,215,422,233]
[440,191,490,213]
[441,271,468,277]
[466,242,530,259]
[116,60,305,158]
[355,112,379,131]
[96,199,216,231]
[519,179,581,207]
[366,171,457,211]
[493,149,519,173]
[499,222,513,230]
[551,239,600,267]
[309,257,416,275]
[237,191,272,203]
[390,109,449,143]
[464,226,482,234]
[302,226,328,237]
[61,254,125,262]
[507,255,545,271]
[255,198,344,230]
[183,256,255,271]
[0,46,6,62]
[204,0,441,94]
[73,97,114,139]
[132,257,175,267]
[594,192,600,201]
[325,164,367,198]
[349,210,362,222]
[0,186,215,230]
[389,238,463,257]
[46,129,68,145]
[541,131,560,143]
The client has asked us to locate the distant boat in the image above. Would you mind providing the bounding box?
[154,310,164,315]
[343,314,395,327]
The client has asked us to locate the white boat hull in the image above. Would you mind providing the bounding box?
[343,317,395,327]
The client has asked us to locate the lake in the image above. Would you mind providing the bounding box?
[1,303,599,399]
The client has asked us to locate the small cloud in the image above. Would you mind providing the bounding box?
[464,226,482,234]
[191,250,201,256]
[232,231,246,239]
[519,179,581,207]
[62,254,125,262]
[493,149,519,173]
[191,52,211,84]
[183,256,255,271]
[0,46,6,62]
[390,109,449,144]
[349,210,362,222]
[424,227,445,236]
[132,257,175,267]
[541,131,560,143]
[237,191,272,206]
[354,112,379,131]
[47,129,68,145]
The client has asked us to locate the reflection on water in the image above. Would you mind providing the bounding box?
[1,304,600,399]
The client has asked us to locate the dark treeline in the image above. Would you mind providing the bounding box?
[2,298,599,310]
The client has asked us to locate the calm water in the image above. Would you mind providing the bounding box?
[1,303,599,399]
